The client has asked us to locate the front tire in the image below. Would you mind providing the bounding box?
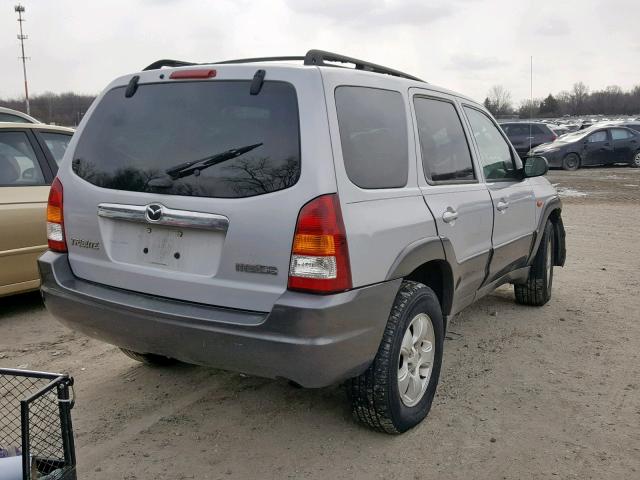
[348,281,444,434]
[515,220,554,306]
[631,150,640,168]
[562,153,580,171]
[120,348,177,366]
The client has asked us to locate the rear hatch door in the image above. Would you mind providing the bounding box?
[60,65,335,312]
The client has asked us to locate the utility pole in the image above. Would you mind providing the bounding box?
[15,4,30,115]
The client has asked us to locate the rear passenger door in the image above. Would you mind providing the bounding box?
[582,129,612,165]
[610,128,636,163]
[410,90,493,312]
[462,105,536,284]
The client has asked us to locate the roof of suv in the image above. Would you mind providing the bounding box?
[138,49,478,106]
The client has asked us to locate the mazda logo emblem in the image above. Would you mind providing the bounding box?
[145,204,163,222]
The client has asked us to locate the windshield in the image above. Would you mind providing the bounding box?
[72,80,300,198]
[557,128,594,142]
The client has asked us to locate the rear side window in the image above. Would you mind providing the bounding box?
[501,124,528,136]
[335,87,408,189]
[414,97,475,183]
[531,125,547,135]
[0,131,45,186]
[40,132,72,165]
[72,81,300,198]
[611,128,632,140]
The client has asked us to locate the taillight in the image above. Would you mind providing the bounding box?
[288,194,352,294]
[46,177,67,252]
[552,133,558,141]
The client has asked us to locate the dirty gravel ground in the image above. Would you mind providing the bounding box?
[1,167,639,479]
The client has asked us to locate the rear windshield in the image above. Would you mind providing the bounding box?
[73,81,300,198]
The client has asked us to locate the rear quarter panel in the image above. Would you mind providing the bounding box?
[319,69,439,287]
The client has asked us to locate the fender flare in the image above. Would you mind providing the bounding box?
[385,237,446,280]
[527,196,565,266]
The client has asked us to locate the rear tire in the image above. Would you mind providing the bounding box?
[631,150,640,168]
[348,280,444,434]
[562,153,580,171]
[515,220,554,306]
[120,348,177,366]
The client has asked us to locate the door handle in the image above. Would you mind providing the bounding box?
[442,209,458,223]
[496,200,510,212]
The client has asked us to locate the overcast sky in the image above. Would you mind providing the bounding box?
[1,0,639,105]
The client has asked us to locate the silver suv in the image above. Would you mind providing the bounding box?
[39,50,566,434]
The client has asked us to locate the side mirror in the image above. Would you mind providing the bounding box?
[523,156,549,178]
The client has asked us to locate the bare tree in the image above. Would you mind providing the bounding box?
[485,85,513,117]
[571,82,589,115]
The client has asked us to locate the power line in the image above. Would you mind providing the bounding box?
[15,3,30,115]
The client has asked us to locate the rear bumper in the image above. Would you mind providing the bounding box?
[38,252,400,387]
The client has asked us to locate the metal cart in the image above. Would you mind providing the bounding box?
[0,368,76,480]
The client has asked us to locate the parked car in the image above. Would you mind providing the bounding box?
[38,50,566,433]
[0,122,73,296]
[530,125,640,170]
[499,121,557,158]
[0,106,40,124]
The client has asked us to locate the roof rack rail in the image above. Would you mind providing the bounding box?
[303,50,424,82]
[143,59,198,71]
[213,56,305,65]
[142,50,424,82]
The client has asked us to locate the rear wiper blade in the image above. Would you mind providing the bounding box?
[165,143,263,180]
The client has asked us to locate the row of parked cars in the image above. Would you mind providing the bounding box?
[499,119,640,170]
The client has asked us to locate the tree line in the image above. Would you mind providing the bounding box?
[0,92,96,126]
[2,82,639,126]
[484,83,640,119]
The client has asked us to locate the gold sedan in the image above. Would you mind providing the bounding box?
[0,122,74,296]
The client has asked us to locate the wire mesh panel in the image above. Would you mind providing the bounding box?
[0,369,76,480]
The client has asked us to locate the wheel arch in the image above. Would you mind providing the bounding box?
[404,260,454,318]
[528,200,566,267]
[385,237,454,317]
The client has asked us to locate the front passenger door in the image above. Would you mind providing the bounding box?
[463,106,536,285]
[412,93,494,313]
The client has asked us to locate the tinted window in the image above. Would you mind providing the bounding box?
[0,113,30,123]
[501,124,529,136]
[0,132,45,186]
[464,107,517,181]
[531,124,547,135]
[611,128,632,140]
[40,132,72,165]
[73,81,300,198]
[414,97,475,182]
[624,124,640,133]
[335,87,408,189]
[587,131,607,143]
